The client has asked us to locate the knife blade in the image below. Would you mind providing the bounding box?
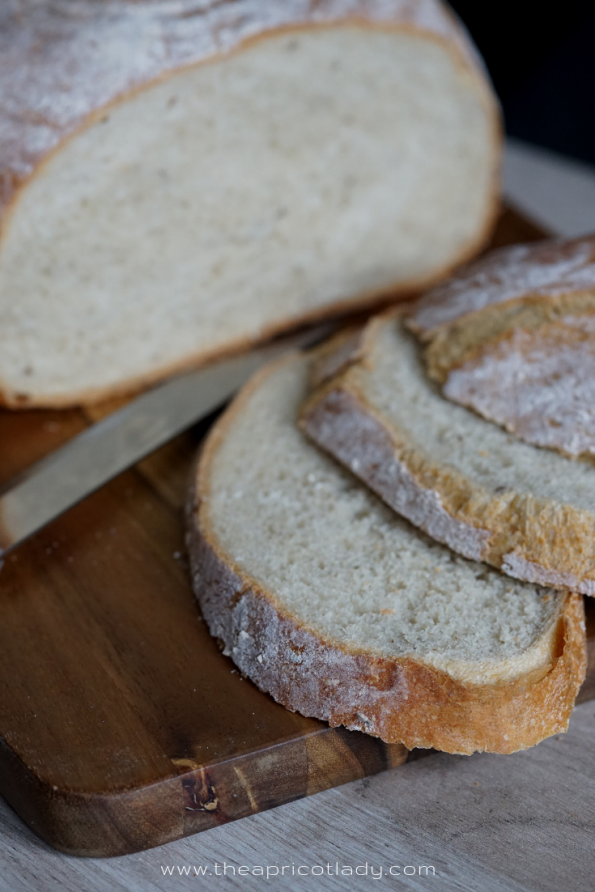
[0,325,333,553]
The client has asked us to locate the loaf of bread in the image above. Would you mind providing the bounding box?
[0,0,499,408]
[407,235,595,456]
[300,311,595,594]
[186,349,586,755]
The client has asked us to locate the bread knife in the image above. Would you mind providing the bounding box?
[0,325,333,554]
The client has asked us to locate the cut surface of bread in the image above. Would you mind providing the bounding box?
[0,1,499,407]
[300,312,595,595]
[407,236,595,456]
[187,350,586,755]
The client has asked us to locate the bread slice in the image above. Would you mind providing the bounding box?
[300,311,595,595]
[186,350,586,755]
[407,236,595,456]
[0,1,499,408]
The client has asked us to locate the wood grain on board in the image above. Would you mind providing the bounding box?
[0,206,590,859]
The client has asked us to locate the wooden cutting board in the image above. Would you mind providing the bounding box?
[0,206,592,859]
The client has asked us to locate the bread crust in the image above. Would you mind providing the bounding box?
[0,0,501,409]
[409,236,595,355]
[300,311,595,594]
[406,235,595,456]
[443,313,595,458]
[408,234,595,344]
[186,355,586,755]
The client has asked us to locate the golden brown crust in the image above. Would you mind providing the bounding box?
[300,311,595,594]
[185,354,586,755]
[405,234,595,459]
[407,234,595,383]
[442,312,595,458]
[0,0,501,409]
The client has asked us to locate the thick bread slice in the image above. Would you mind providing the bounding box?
[407,235,595,456]
[0,0,499,408]
[186,350,586,755]
[300,312,595,595]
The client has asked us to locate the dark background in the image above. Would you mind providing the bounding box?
[449,1,595,166]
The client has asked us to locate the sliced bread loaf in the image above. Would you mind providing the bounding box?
[0,0,499,408]
[407,236,595,456]
[186,350,586,755]
[300,311,595,594]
